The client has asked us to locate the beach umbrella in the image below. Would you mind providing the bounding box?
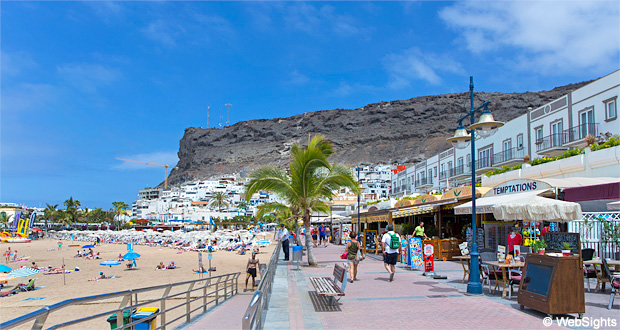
[123,252,141,260]
[82,244,95,249]
[0,264,12,273]
[0,274,16,281]
[100,260,121,267]
[9,267,40,278]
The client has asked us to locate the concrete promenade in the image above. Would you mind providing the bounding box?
[180,243,618,330]
[261,243,618,330]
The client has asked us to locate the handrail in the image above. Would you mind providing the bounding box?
[242,240,282,330]
[1,272,241,330]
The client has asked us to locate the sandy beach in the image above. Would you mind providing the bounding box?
[0,238,274,329]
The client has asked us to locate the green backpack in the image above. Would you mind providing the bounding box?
[388,233,400,249]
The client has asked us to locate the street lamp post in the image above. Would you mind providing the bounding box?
[447,76,504,294]
[357,167,361,234]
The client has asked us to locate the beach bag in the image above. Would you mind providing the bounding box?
[356,249,365,262]
[388,233,400,249]
[340,252,348,259]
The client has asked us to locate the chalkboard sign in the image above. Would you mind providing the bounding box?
[365,230,377,251]
[522,263,553,296]
[544,232,580,253]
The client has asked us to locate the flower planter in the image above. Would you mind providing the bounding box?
[538,249,545,255]
[562,250,571,256]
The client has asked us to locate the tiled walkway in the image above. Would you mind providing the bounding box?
[181,243,619,330]
[263,244,567,330]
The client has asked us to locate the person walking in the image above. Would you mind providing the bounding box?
[311,226,318,247]
[345,231,362,283]
[245,252,260,291]
[414,221,429,240]
[319,225,326,247]
[381,224,401,282]
[279,224,290,261]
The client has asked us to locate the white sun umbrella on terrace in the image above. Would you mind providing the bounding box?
[9,268,40,278]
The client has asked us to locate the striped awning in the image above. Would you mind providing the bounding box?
[392,198,460,218]
[8,267,39,278]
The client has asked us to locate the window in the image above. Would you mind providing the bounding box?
[551,120,563,147]
[503,139,512,161]
[479,147,493,168]
[517,134,524,150]
[428,169,433,183]
[535,127,543,144]
[605,98,617,121]
[457,157,463,170]
[579,108,595,138]
[433,167,437,177]
[440,164,445,174]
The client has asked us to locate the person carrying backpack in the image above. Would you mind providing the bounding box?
[381,224,401,282]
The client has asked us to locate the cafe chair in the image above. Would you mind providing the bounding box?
[581,248,597,292]
[480,251,499,294]
[508,270,521,299]
[601,258,620,310]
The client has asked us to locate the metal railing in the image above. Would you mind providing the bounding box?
[493,147,525,164]
[1,272,240,330]
[536,123,599,152]
[242,241,281,330]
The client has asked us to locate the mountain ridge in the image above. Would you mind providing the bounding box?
[165,80,592,186]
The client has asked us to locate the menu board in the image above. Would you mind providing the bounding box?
[364,230,378,251]
[401,239,409,264]
[409,237,423,267]
[544,232,580,253]
[341,224,352,245]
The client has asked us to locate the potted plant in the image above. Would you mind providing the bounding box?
[532,239,547,255]
[561,242,571,256]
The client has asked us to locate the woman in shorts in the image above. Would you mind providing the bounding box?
[344,231,362,283]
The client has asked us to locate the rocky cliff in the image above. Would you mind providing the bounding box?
[167,81,591,186]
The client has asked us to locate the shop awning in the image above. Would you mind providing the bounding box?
[563,181,620,202]
[393,199,459,218]
[492,195,582,222]
[454,190,546,215]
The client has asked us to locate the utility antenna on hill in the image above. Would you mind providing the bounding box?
[219,106,223,128]
[225,103,232,126]
[207,106,210,128]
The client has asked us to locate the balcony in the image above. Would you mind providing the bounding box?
[536,123,599,156]
[493,147,526,167]
[440,165,470,180]
[414,177,433,188]
[475,157,494,174]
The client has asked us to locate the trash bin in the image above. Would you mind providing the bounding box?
[131,307,159,330]
[292,246,303,270]
[106,309,135,330]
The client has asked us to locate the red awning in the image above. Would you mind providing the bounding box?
[563,182,620,202]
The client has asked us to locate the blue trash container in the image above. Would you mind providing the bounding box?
[292,246,303,269]
[131,312,156,330]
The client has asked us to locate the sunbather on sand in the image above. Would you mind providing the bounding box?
[167,261,176,269]
[88,272,107,281]
[155,262,165,270]
[193,265,206,273]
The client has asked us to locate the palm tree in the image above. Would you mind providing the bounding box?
[245,135,360,266]
[209,192,230,212]
[112,201,130,230]
[44,203,58,235]
[56,210,73,229]
[0,212,10,230]
[63,197,81,226]
[80,207,90,223]
[256,202,303,246]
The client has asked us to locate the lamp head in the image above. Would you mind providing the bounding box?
[447,123,471,149]
[469,105,504,138]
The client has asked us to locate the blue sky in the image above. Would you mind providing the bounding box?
[2,1,619,209]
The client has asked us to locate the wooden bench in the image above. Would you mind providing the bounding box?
[309,264,347,306]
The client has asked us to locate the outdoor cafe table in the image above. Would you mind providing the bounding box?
[482,260,525,298]
[453,255,476,283]
[583,259,620,291]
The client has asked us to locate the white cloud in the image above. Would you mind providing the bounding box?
[1,83,57,114]
[383,47,464,88]
[249,3,369,37]
[288,69,310,85]
[141,20,183,47]
[84,1,124,23]
[113,151,179,171]
[439,1,620,73]
[1,50,37,77]
[57,63,122,92]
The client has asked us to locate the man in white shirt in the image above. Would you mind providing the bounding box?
[279,224,290,261]
[381,224,401,282]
